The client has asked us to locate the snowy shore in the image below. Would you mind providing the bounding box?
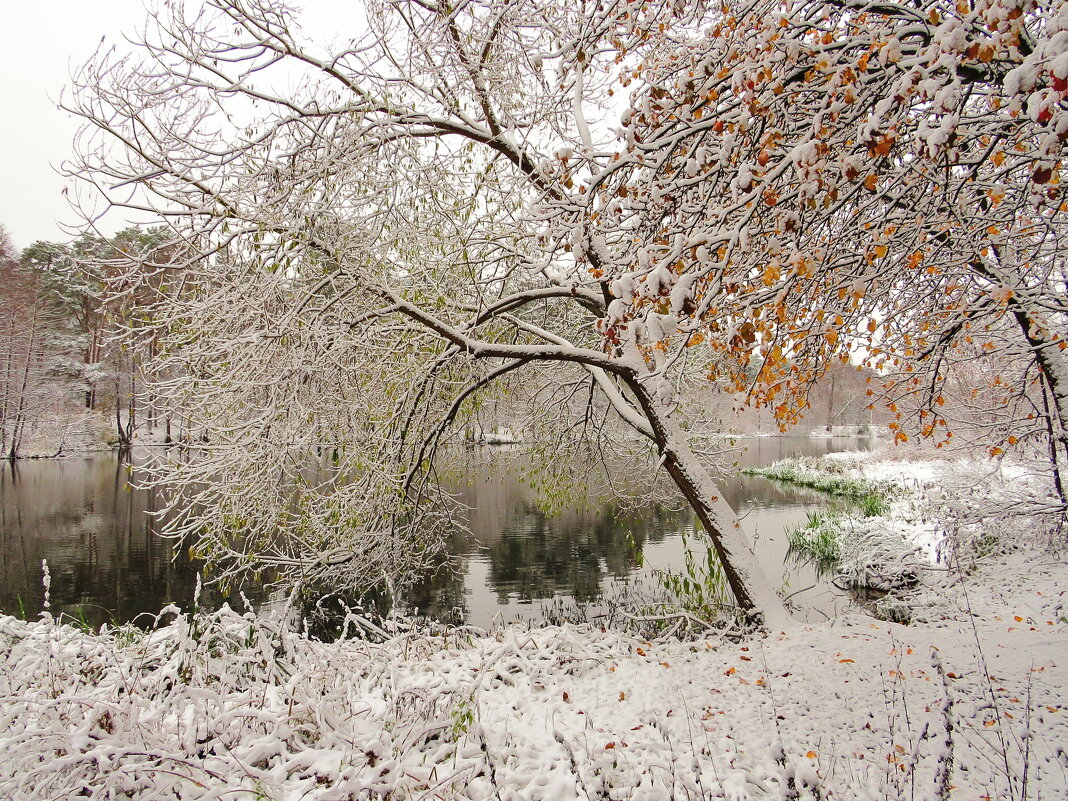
[1,456,1066,800]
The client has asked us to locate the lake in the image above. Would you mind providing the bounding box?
[0,436,875,629]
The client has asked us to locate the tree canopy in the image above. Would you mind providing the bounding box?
[67,0,1067,622]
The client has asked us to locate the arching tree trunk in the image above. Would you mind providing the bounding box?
[382,288,793,628]
[624,376,792,628]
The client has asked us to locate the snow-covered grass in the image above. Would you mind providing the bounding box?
[751,454,934,591]
[3,560,1068,800]
[751,449,1065,593]
[2,453,1067,800]
[743,455,895,510]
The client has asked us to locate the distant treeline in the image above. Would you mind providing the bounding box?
[0,224,182,459]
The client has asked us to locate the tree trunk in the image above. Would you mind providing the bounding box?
[826,371,836,429]
[970,258,1068,461]
[114,376,128,449]
[1008,301,1068,512]
[8,291,44,461]
[624,376,792,628]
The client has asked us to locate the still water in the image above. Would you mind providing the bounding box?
[0,437,874,629]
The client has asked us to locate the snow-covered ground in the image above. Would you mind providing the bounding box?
[1,454,1066,800]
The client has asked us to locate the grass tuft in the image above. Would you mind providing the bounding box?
[744,457,893,517]
[787,510,843,572]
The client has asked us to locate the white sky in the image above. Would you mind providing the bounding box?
[0,1,362,251]
[0,1,153,248]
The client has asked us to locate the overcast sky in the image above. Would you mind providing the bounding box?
[0,1,362,250]
[1,1,142,248]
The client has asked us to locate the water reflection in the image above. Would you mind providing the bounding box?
[0,437,875,628]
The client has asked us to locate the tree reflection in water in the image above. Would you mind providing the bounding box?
[484,503,678,605]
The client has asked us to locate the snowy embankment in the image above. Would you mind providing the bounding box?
[2,458,1067,800]
[751,451,1062,594]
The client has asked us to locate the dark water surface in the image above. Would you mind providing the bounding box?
[0,437,874,628]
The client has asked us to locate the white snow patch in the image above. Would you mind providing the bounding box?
[2,455,1067,799]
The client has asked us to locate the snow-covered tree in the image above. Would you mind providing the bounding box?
[0,228,85,458]
[20,228,184,448]
[67,0,1066,620]
[602,0,1067,501]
